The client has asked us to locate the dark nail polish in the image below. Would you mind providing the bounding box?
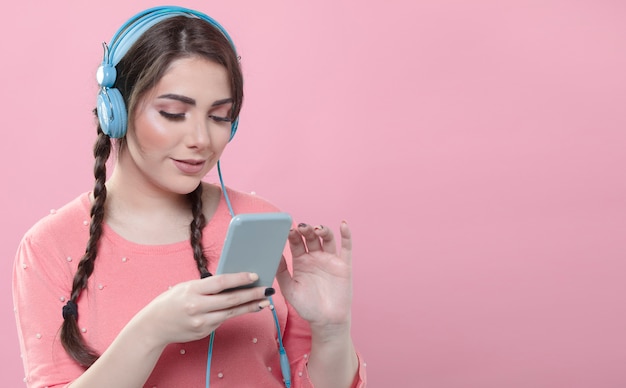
[298,223,307,228]
[264,287,276,297]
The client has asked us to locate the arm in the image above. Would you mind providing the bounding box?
[68,318,165,388]
[67,273,270,388]
[276,222,364,388]
[13,233,270,388]
[308,322,359,388]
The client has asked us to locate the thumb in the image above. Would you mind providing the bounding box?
[275,255,293,296]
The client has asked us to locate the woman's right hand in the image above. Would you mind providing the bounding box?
[129,272,271,348]
[68,273,271,387]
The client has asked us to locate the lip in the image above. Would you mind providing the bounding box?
[172,158,206,174]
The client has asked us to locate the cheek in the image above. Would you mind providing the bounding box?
[212,130,232,156]
[132,111,176,152]
[216,130,232,148]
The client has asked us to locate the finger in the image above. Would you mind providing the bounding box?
[276,255,290,277]
[288,227,307,257]
[340,221,353,265]
[205,285,271,312]
[198,272,260,295]
[297,223,323,252]
[214,298,272,322]
[314,224,337,255]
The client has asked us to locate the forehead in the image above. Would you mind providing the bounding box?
[151,56,232,102]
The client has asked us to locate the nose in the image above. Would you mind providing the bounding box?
[186,118,211,150]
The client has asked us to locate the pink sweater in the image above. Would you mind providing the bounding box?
[13,188,366,387]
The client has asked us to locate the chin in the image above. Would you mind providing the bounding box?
[165,177,204,196]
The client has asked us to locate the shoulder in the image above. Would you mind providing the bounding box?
[222,186,282,214]
[21,192,91,252]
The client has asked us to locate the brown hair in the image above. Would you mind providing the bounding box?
[60,15,243,367]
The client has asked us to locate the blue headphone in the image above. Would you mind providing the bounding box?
[96,6,240,140]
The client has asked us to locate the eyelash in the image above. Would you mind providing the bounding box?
[159,111,185,121]
[159,111,233,123]
[209,115,233,123]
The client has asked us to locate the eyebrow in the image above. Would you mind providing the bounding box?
[157,94,233,107]
[211,98,234,107]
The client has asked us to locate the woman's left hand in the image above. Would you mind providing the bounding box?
[275,221,353,331]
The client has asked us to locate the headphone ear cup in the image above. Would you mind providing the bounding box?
[97,87,128,138]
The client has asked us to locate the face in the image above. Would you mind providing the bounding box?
[120,56,234,196]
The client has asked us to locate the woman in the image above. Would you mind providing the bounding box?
[13,6,366,388]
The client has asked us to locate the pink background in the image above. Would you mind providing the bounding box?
[2,1,625,386]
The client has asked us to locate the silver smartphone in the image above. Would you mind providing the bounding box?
[215,212,293,289]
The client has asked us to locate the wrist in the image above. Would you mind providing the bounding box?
[123,310,169,354]
[309,319,352,345]
[307,322,359,388]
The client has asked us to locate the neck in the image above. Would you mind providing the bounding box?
[101,163,197,245]
[106,148,197,216]
[108,172,192,214]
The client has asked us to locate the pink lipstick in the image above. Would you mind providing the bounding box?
[172,159,205,174]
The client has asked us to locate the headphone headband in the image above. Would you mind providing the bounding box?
[107,6,237,66]
[96,6,240,139]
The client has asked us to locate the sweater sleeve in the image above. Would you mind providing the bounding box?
[12,232,84,387]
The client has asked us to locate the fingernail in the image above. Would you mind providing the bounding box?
[249,273,259,281]
[314,225,324,230]
[258,300,271,310]
[298,223,307,228]
[264,287,275,297]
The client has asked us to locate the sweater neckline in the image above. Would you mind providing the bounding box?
[78,189,228,254]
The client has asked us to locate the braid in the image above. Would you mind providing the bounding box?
[188,184,210,277]
[60,126,111,367]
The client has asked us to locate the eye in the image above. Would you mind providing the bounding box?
[159,111,185,121]
[209,115,234,123]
